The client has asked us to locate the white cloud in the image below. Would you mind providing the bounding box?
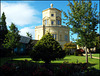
[1,2,41,26]
[19,26,35,39]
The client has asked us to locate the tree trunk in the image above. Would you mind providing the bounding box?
[85,46,88,63]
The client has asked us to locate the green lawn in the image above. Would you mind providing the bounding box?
[92,54,100,57]
[0,55,99,70]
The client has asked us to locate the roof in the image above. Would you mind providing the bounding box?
[19,36,31,44]
[42,8,61,13]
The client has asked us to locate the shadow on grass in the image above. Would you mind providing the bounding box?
[87,62,98,69]
[4,60,97,69]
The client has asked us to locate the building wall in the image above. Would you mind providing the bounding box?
[35,26,70,48]
[42,8,61,26]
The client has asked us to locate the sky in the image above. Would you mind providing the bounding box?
[0,0,100,41]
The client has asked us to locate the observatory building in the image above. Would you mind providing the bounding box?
[35,4,70,47]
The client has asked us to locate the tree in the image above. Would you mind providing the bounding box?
[95,35,100,50]
[30,33,66,63]
[63,0,98,63]
[3,23,20,54]
[0,12,8,48]
[26,32,32,39]
[26,32,34,55]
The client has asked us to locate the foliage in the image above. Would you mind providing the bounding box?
[0,12,9,57]
[64,42,77,49]
[26,32,32,39]
[0,60,91,76]
[63,0,99,61]
[74,49,84,56]
[26,32,34,55]
[30,33,66,63]
[64,42,77,55]
[0,12,8,48]
[3,23,20,53]
[74,50,78,56]
[95,35,100,49]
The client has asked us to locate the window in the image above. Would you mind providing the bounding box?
[57,20,60,25]
[52,34,57,40]
[51,21,54,25]
[65,35,67,41]
[51,14,54,17]
[45,20,47,25]
[58,20,60,25]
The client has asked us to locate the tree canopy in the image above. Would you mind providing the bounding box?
[30,33,66,63]
[3,23,20,52]
[0,12,8,48]
[63,0,99,62]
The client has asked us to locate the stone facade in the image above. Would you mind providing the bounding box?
[35,4,70,48]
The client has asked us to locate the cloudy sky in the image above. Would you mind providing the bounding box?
[0,1,99,41]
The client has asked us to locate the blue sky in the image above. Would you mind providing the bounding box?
[1,1,100,41]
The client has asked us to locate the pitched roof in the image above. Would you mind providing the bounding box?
[19,36,31,44]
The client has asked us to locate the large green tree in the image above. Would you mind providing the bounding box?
[3,23,20,54]
[30,33,66,63]
[63,0,98,63]
[0,12,8,48]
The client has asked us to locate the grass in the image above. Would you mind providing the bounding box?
[84,53,100,58]
[0,57,12,66]
[0,55,100,70]
[92,54,100,57]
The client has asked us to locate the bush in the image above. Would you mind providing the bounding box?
[64,49,70,55]
[64,42,77,55]
[76,49,84,56]
[30,33,66,63]
[74,50,78,56]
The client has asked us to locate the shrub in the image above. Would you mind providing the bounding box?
[74,50,78,56]
[64,49,70,55]
[64,42,77,55]
[30,33,66,63]
[76,49,84,56]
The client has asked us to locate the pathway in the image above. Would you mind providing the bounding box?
[83,54,100,59]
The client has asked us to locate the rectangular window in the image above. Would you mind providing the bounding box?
[45,20,47,25]
[52,34,57,40]
[57,20,60,25]
[65,35,67,41]
[51,21,54,25]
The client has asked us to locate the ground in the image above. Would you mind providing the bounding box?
[0,54,99,70]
